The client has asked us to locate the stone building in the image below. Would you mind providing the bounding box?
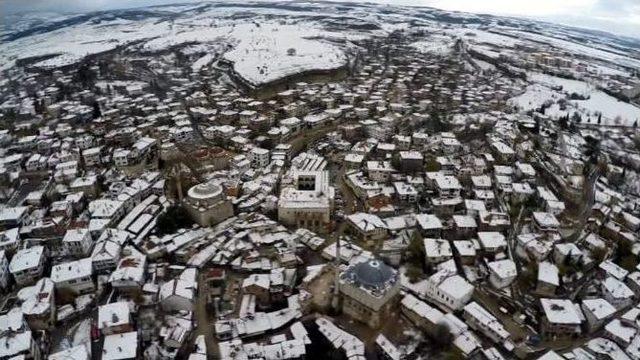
[278,170,334,233]
[183,182,234,227]
[339,259,400,328]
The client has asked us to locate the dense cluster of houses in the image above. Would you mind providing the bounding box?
[0,14,640,360]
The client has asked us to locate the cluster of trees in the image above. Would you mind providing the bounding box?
[427,110,451,134]
[74,63,97,88]
[569,92,589,100]
[517,262,538,290]
[558,112,584,133]
[615,240,639,272]
[584,135,601,165]
[92,101,101,119]
[156,205,194,235]
[405,231,426,283]
[536,101,553,115]
[509,196,537,221]
[424,155,441,172]
[32,96,46,114]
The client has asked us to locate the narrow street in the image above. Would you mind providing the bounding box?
[286,123,340,157]
[193,273,220,359]
[334,165,362,215]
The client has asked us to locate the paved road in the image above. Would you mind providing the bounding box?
[192,272,220,359]
[334,165,362,215]
[286,123,340,157]
[6,179,42,206]
[566,164,601,241]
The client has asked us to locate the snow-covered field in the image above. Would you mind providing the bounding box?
[142,19,352,86]
[509,84,563,111]
[510,72,640,125]
[505,29,640,70]
[1,1,639,97]
[0,5,367,86]
[528,73,593,95]
[576,92,640,125]
[410,35,453,56]
[443,28,522,48]
[192,54,216,71]
[51,318,91,353]
[222,22,348,86]
[0,17,169,71]
[95,80,148,89]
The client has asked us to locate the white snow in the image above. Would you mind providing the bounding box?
[506,29,640,70]
[528,73,593,96]
[141,19,352,86]
[509,84,563,111]
[192,54,216,71]
[510,72,640,126]
[72,319,92,346]
[222,22,348,86]
[1,7,358,87]
[410,35,453,56]
[443,28,522,48]
[0,18,169,70]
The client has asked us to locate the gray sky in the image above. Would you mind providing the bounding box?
[2,0,639,38]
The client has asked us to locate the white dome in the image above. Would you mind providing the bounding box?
[187,182,223,200]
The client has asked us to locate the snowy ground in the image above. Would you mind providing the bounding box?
[576,92,640,125]
[509,84,564,112]
[505,29,640,70]
[0,5,364,86]
[528,73,594,95]
[442,27,522,48]
[95,80,148,90]
[221,22,348,86]
[0,17,168,71]
[192,54,216,72]
[143,19,354,86]
[2,1,639,99]
[52,318,92,353]
[509,72,640,126]
[410,34,453,56]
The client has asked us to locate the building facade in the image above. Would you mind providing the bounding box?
[183,182,234,227]
[339,259,400,328]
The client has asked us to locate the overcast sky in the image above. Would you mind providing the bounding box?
[2,0,639,38]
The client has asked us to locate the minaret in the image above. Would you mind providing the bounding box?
[173,164,184,202]
[331,235,341,311]
[558,131,568,176]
